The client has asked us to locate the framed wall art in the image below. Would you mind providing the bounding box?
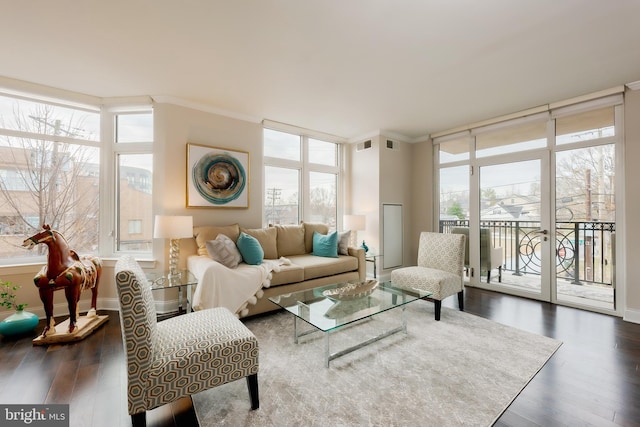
[186,143,250,208]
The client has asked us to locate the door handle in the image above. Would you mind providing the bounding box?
[533,229,548,241]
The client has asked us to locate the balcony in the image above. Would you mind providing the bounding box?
[439,219,615,307]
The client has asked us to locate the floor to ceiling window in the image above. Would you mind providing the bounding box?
[435,92,622,315]
[553,105,617,309]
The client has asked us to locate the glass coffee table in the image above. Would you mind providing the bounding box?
[269,281,430,367]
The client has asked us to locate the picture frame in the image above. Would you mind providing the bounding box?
[186,143,250,208]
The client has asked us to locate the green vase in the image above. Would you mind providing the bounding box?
[0,309,39,337]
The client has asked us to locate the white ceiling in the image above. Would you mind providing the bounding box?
[2,1,640,141]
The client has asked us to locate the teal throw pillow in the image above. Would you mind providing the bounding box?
[236,232,264,265]
[312,231,338,258]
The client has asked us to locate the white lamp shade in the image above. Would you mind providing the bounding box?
[343,214,366,231]
[153,215,193,239]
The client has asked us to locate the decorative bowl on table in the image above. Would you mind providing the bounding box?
[322,280,379,301]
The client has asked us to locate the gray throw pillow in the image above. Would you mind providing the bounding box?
[338,230,350,255]
[206,234,243,268]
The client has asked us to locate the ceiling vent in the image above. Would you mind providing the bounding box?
[356,140,372,151]
[386,139,398,150]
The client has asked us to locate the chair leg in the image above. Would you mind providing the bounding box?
[487,270,491,283]
[131,412,146,427]
[246,373,259,410]
[434,300,442,321]
[457,290,464,312]
[498,266,503,283]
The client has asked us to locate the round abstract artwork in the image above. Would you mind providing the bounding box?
[192,152,246,205]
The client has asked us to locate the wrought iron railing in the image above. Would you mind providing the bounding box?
[439,220,615,287]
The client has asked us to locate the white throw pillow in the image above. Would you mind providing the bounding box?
[338,230,351,255]
[206,234,243,268]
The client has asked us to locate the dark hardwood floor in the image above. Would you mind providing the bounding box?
[1,287,639,426]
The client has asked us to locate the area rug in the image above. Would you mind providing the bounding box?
[193,301,561,426]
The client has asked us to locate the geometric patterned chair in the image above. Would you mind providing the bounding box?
[114,255,259,427]
[391,232,466,321]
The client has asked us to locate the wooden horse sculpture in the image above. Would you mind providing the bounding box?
[22,224,102,337]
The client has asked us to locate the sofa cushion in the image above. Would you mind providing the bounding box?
[274,224,306,257]
[288,254,359,281]
[194,224,240,256]
[312,231,338,258]
[241,227,278,259]
[236,232,264,265]
[269,263,305,286]
[205,234,242,268]
[302,222,329,253]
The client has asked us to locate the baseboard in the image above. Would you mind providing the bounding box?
[0,296,179,319]
[100,297,180,314]
[623,307,640,324]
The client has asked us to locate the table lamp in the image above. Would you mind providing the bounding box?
[154,215,193,281]
[343,214,366,250]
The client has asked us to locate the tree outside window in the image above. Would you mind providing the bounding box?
[0,96,100,259]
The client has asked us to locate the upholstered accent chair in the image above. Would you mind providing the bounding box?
[451,227,503,283]
[391,232,465,321]
[114,255,259,427]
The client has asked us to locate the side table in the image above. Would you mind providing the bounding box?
[365,253,381,278]
[148,270,198,318]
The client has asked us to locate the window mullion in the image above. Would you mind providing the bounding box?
[301,135,310,222]
[99,109,115,256]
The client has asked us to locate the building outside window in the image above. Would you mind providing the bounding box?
[128,219,143,235]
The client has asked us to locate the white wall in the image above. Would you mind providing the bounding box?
[348,135,415,278]
[379,137,412,273]
[623,88,640,322]
[153,102,263,229]
[409,140,434,261]
[349,137,380,256]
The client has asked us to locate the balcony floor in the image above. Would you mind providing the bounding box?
[471,270,614,309]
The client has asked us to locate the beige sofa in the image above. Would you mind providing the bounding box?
[179,222,366,317]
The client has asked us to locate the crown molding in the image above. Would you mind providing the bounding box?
[0,76,101,110]
[347,130,381,144]
[151,95,262,123]
[626,81,640,91]
[348,129,414,144]
[415,134,432,143]
[380,130,412,143]
[262,120,347,143]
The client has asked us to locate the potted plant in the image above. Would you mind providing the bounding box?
[0,280,39,337]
